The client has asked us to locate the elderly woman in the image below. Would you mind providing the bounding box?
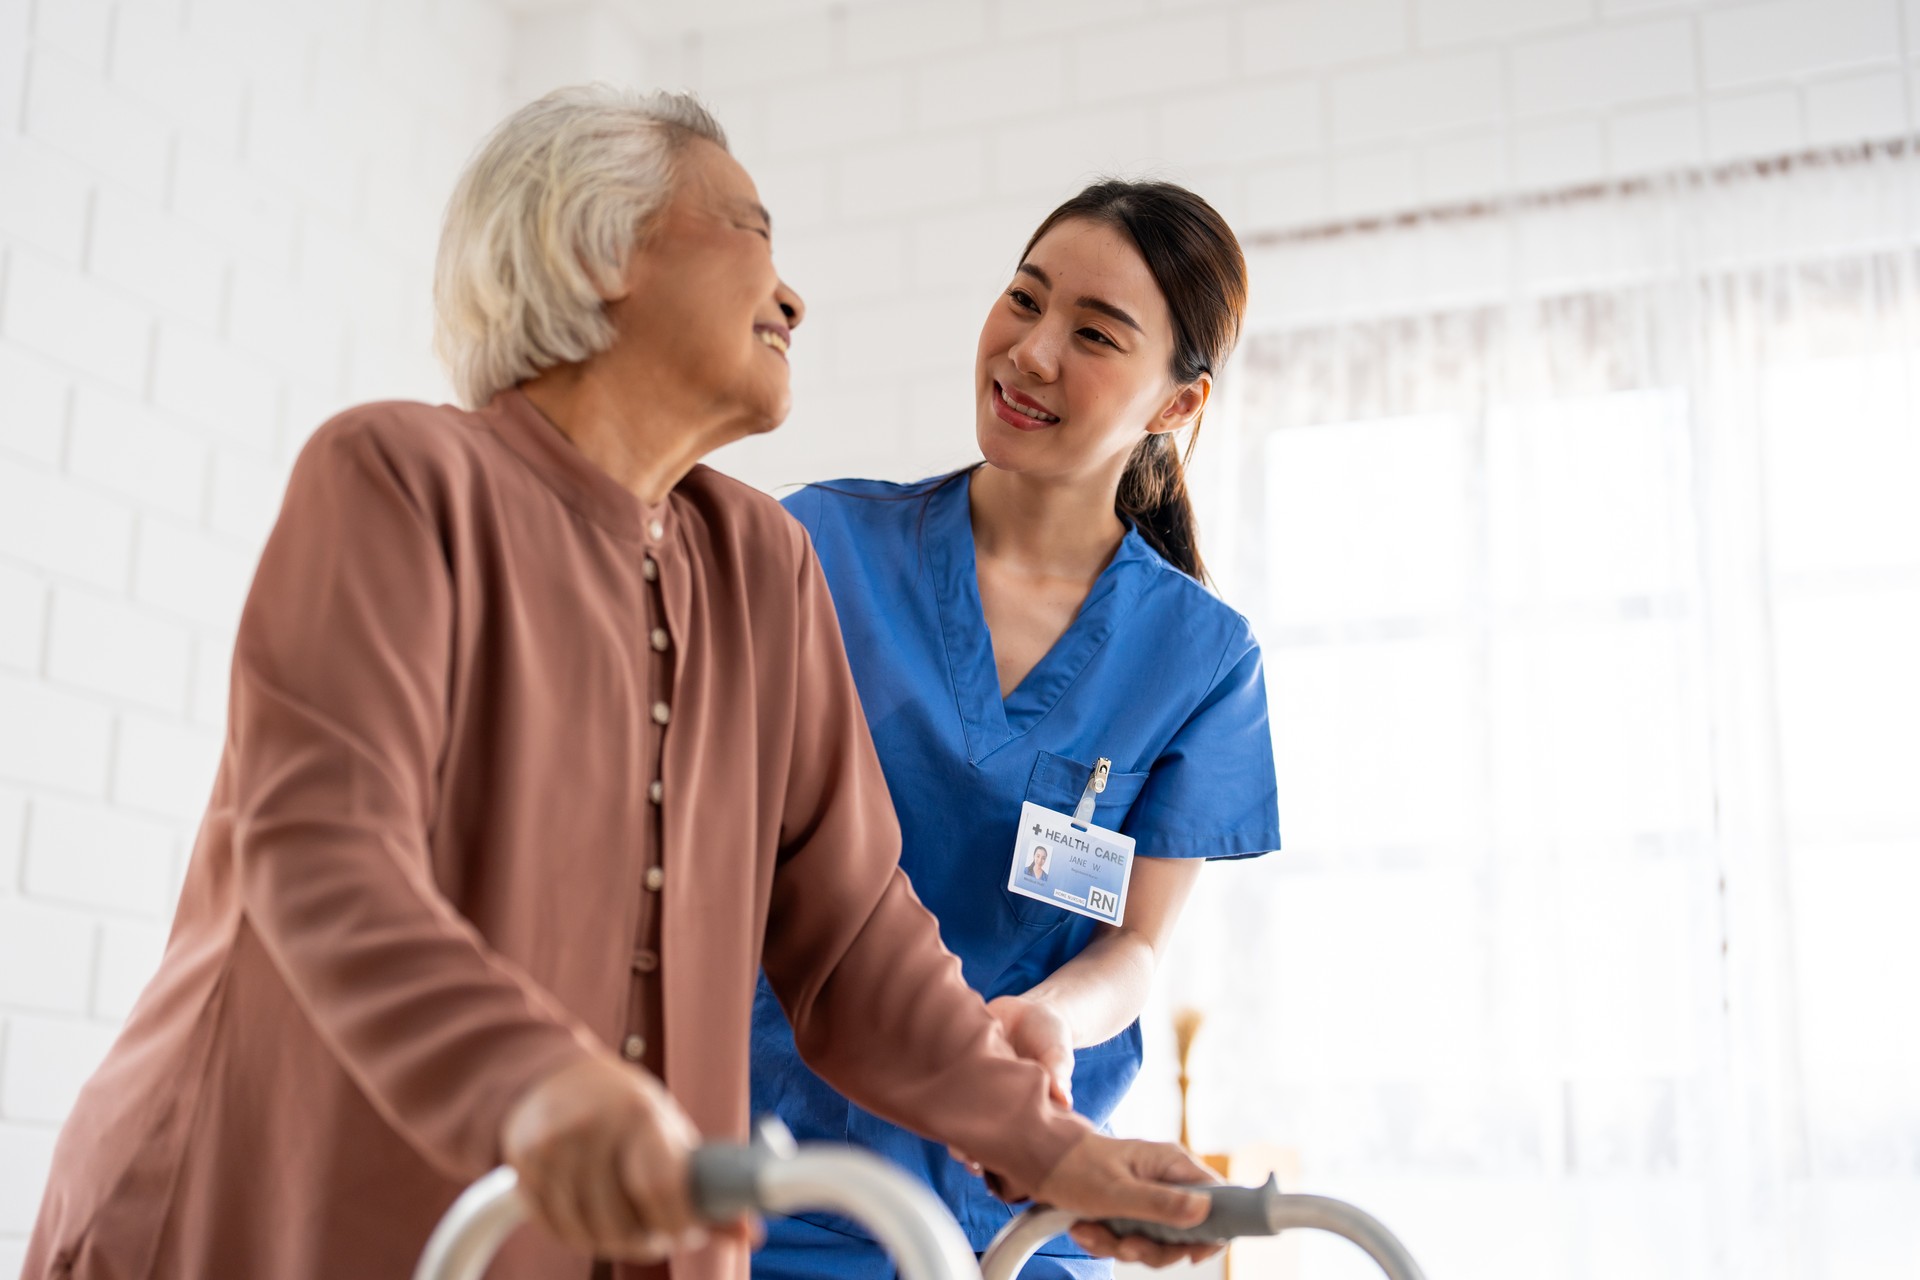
[20,89,1215,1280]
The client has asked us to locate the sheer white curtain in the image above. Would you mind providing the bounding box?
[1125,146,1920,1280]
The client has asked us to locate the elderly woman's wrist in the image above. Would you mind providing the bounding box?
[986,1111,1098,1203]
[487,1039,608,1162]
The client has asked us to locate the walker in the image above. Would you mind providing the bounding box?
[414,1120,1428,1280]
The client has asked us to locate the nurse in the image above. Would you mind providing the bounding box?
[749,180,1281,1278]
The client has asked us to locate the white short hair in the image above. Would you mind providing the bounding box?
[433,85,728,408]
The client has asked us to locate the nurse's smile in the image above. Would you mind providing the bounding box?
[992,380,1061,429]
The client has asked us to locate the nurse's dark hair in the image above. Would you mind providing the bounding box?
[1023,179,1247,583]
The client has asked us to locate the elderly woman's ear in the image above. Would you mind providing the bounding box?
[594,262,633,305]
[591,226,668,307]
[434,89,725,409]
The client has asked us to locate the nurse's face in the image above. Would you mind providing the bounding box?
[974,217,1207,484]
[609,139,806,437]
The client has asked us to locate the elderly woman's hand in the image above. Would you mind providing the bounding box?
[1036,1133,1224,1270]
[500,1054,721,1260]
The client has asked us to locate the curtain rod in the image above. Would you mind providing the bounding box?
[1241,135,1915,249]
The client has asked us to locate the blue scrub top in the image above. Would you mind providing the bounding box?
[750,472,1281,1274]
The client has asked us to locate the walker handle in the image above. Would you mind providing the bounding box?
[413,1119,980,1280]
[979,1178,1429,1280]
[685,1122,787,1219]
[1094,1174,1282,1243]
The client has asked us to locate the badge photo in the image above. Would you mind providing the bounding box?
[1007,758,1135,925]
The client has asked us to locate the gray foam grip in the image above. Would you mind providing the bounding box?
[689,1145,767,1221]
[1098,1177,1280,1244]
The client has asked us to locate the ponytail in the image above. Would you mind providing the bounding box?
[1118,430,1205,582]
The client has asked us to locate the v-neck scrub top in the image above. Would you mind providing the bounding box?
[749,473,1282,1273]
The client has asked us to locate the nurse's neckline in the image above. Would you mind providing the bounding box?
[965,464,1133,584]
[930,471,1155,746]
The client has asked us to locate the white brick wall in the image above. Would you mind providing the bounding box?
[67,386,208,522]
[3,0,1917,1257]
[1701,0,1903,88]
[1707,84,1809,158]
[3,250,153,393]
[0,1124,57,1237]
[0,1016,116,1125]
[0,0,513,1251]
[1511,17,1699,116]
[0,138,91,265]
[1245,0,1411,73]
[1333,48,1507,142]
[0,901,94,1015]
[621,0,1919,490]
[44,587,193,713]
[21,795,177,918]
[0,676,115,798]
[0,456,135,590]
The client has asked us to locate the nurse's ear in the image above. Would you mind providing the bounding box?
[1151,373,1211,437]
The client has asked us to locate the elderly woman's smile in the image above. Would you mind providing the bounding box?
[597,136,807,450]
[754,322,791,357]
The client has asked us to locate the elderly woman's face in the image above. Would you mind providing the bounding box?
[611,139,803,435]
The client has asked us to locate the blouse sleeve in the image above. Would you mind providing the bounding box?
[227,418,596,1180]
[1123,628,1283,861]
[758,535,1092,1200]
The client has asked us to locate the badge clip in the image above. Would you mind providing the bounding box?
[1072,757,1112,826]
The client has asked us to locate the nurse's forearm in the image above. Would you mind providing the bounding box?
[1023,853,1204,1048]
[1024,929,1159,1048]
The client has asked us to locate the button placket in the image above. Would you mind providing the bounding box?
[626,532,672,1079]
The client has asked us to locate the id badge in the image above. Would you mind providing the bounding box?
[1007,758,1135,925]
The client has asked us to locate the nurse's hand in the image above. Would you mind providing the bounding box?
[1035,1133,1224,1269]
[501,1053,729,1260]
[986,994,1075,1107]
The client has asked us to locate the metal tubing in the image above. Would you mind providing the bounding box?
[1259,1195,1428,1280]
[413,1130,1428,1280]
[411,1147,978,1280]
[979,1193,1428,1280]
[755,1148,979,1280]
[411,1168,526,1280]
[980,1208,1079,1280]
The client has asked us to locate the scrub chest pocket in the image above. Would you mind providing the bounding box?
[1006,751,1148,931]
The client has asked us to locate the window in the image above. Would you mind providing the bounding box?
[1131,150,1920,1280]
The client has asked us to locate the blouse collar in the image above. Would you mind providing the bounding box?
[479,386,673,545]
